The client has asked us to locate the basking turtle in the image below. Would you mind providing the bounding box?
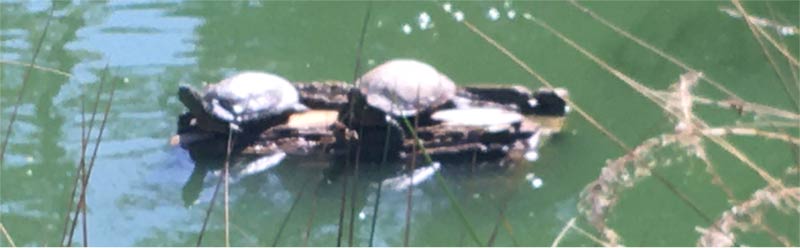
[357,59,457,117]
[178,71,307,132]
[338,59,457,161]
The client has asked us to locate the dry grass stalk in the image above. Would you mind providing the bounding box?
[578,134,678,246]
[702,127,800,145]
[567,0,743,101]
[0,60,73,78]
[526,12,789,191]
[569,222,616,247]
[0,223,16,247]
[691,96,800,121]
[576,70,796,245]
[718,7,799,36]
[727,1,800,108]
[731,0,800,67]
[461,20,630,150]
[550,218,576,247]
[696,187,799,246]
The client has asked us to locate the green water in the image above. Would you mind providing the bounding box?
[1,0,798,246]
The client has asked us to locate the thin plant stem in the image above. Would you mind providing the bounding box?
[0,2,54,164]
[728,1,799,108]
[567,0,746,103]
[197,168,224,246]
[523,13,785,189]
[569,224,613,247]
[398,118,484,246]
[732,0,799,67]
[367,182,382,247]
[0,223,16,247]
[460,20,629,150]
[0,59,72,78]
[197,126,235,247]
[403,117,418,247]
[347,3,372,245]
[302,183,320,246]
[81,165,87,247]
[452,8,730,243]
[551,217,576,247]
[223,127,232,247]
[651,172,712,223]
[272,176,315,246]
[368,122,395,247]
[61,66,108,245]
[79,79,87,247]
[486,211,502,246]
[336,174,348,247]
[348,158,360,246]
[68,71,117,246]
[501,214,519,246]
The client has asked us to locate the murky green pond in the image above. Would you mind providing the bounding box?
[1,0,798,246]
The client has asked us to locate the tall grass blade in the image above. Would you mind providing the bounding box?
[451,9,730,244]
[68,70,118,246]
[0,2,54,164]
[523,13,784,188]
[403,112,422,247]
[336,175,348,247]
[0,223,16,247]
[459,19,629,150]
[195,126,234,247]
[0,60,72,78]
[367,123,395,247]
[367,182,382,247]
[348,159,359,247]
[196,167,224,246]
[342,2,373,246]
[550,217,576,247]
[302,184,320,246]
[567,0,747,103]
[223,127,232,247]
[487,200,514,247]
[486,215,501,246]
[731,0,799,67]
[61,66,108,245]
[729,0,800,109]
[398,118,484,246]
[79,69,88,248]
[271,177,314,246]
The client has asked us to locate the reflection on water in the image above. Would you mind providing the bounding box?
[1,0,797,246]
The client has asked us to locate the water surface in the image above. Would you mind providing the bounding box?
[1,0,798,246]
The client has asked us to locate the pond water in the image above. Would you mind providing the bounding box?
[1,0,798,246]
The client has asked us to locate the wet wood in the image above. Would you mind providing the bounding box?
[174,83,567,165]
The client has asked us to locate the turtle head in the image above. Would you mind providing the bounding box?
[178,85,206,116]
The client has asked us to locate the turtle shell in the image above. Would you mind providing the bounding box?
[201,72,306,124]
[357,59,456,117]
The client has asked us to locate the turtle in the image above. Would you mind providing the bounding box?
[178,71,308,132]
[334,59,458,161]
[357,59,457,118]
